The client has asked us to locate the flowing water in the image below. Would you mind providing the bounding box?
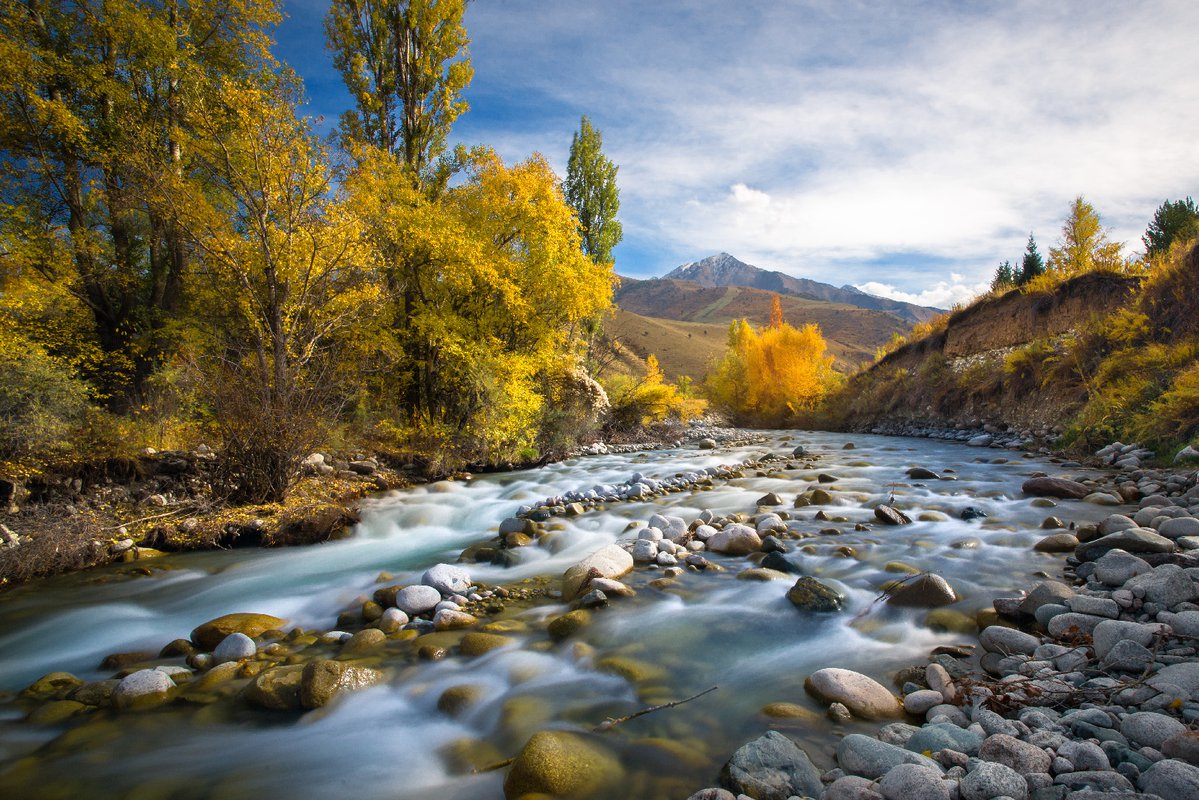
[0,431,1119,799]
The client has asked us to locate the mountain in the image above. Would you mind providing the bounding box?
[662,252,942,325]
[611,276,909,377]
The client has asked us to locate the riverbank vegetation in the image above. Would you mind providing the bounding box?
[0,0,679,512]
[832,195,1199,459]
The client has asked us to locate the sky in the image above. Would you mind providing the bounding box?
[276,0,1199,308]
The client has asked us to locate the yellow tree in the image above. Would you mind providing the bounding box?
[346,147,613,461]
[173,74,380,501]
[1049,196,1125,276]
[0,0,281,406]
[706,316,837,426]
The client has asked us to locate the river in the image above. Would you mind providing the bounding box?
[0,431,1118,799]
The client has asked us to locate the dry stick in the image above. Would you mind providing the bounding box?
[594,685,719,732]
[99,506,195,532]
[471,687,721,774]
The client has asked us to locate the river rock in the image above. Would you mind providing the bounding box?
[422,563,472,595]
[649,513,688,541]
[906,722,984,756]
[908,467,940,480]
[836,733,941,778]
[1162,730,1199,765]
[503,730,623,799]
[978,732,1051,774]
[756,492,784,507]
[547,609,591,641]
[1035,533,1079,552]
[299,659,384,709]
[979,625,1040,655]
[433,609,477,631]
[1139,759,1199,796]
[394,585,443,616]
[806,668,901,719]
[903,689,944,715]
[707,523,762,555]
[1160,517,1199,539]
[340,628,387,656]
[719,730,822,800]
[191,612,287,650]
[1121,711,1187,749]
[243,664,305,711]
[878,763,950,800]
[562,544,634,600]
[960,760,1028,800]
[1017,581,1075,615]
[885,573,958,607]
[1023,477,1090,499]
[1093,549,1154,585]
[1092,619,1162,660]
[1125,564,1199,608]
[113,669,174,710]
[588,577,635,597]
[459,632,515,657]
[632,539,659,563]
[1076,529,1176,561]
[874,505,912,525]
[212,632,256,665]
[787,577,844,612]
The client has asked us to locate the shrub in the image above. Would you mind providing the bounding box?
[0,332,90,464]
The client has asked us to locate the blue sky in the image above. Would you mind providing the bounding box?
[277,0,1199,307]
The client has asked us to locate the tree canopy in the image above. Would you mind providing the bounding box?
[1048,196,1124,276]
[1143,197,1199,259]
[564,116,622,264]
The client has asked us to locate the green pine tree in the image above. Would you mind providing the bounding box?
[991,260,1016,292]
[1018,234,1045,285]
[1143,197,1199,258]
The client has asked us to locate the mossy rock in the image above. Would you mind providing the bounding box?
[760,702,821,721]
[437,684,485,717]
[22,672,84,701]
[595,656,667,684]
[924,608,977,634]
[547,610,592,641]
[27,700,90,725]
[459,632,515,657]
[191,613,288,650]
[503,730,624,799]
[242,664,305,711]
[300,659,384,709]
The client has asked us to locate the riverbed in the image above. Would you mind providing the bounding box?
[0,431,1120,799]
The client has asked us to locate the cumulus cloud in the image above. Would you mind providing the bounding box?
[283,0,1199,296]
[856,275,991,310]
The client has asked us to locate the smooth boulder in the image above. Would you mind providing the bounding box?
[191,612,286,650]
[503,730,623,799]
[719,730,822,800]
[805,668,901,719]
[562,545,635,600]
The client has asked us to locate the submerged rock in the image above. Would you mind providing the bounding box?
[299,660,384,709]
[503,730,623,799]
[113,669,174,711]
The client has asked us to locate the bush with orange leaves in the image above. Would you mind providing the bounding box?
[705,298,841,426]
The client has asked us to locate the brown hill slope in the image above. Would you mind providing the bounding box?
[828,268,1153,445]
[613,277,908,374]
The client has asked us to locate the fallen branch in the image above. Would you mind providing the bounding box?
[100,506,195,532]
[473,757,515,774]
[593,685,719,732]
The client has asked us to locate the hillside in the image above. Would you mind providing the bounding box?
[664,252,943,324]
[829,241,1199,457]
[613,276,908,374]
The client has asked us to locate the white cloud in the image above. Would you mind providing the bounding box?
[856,278,991,310]
[382,1,1199,293]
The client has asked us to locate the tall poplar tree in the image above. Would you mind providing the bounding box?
[325,0,472,186]
[564,116,622,265]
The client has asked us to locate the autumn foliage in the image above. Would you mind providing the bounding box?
[705,297,840,426]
